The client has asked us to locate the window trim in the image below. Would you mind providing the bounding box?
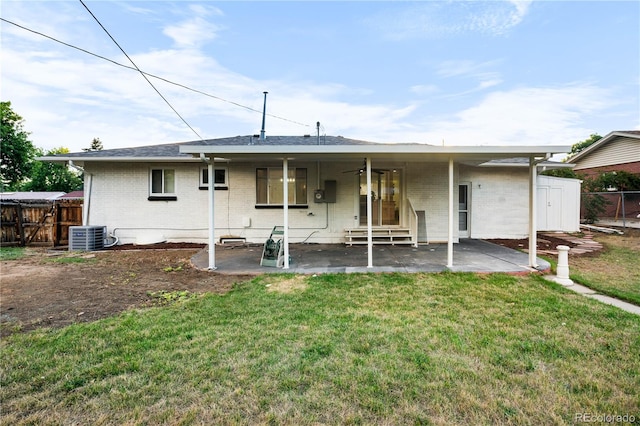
[255,167,307,207]
[199,167,229,190]
[149,168,177,201]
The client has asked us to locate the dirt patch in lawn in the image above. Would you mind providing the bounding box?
[0,245,253,338]
[486,233,579,252]
[592,227,640,251]
[265,275,309,294]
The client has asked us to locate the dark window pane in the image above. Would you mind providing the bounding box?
[151,170,163,193]
[214,169,226,185]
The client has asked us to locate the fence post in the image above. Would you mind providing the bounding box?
[16,203,25,246]
[621,191,626,228]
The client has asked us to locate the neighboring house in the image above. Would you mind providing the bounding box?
[41,135,571,269]
[0,191,65,201]
[569,130,640,178]
[57,190,84,200]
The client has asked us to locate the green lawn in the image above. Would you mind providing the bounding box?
[0,246,26,261]
[2,272,639,425]
[569,229,640,306]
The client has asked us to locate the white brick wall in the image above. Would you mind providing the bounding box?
[405,162,456,242]
[86,160,535,245]
[86,162,210,244]
[460,165,531,239]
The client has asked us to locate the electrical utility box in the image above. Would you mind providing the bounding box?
[314,180,337,203]
[69,226,106,251]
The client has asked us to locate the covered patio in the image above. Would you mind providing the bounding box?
[191,240,551,275]
[180,141,568,272]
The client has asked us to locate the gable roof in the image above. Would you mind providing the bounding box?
[38,136,386,163]
[479,157,575,169]
[569,130,640,165]
[39,135,570,165]
[58,190,84,199]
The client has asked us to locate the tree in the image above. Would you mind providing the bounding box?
[0,101,37,190]
[568,133,602,158]
[593,170,640,192]
[20,147,83,192]
[83,137,103,152]
[540,168,579,179]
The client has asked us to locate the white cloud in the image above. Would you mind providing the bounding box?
[436,60,503,96]
[1,0,627,155]
[188,4,224,18]
[2,28,615,153]
[410,84,439,95]
[370,1,534,40]
[418,84,612,146]
[436,60,502,78]
[162,17,221,48]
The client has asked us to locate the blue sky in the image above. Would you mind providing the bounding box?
[1,1,638,153]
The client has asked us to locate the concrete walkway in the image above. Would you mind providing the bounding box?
[191,239,550,275]
[545,279,640,316]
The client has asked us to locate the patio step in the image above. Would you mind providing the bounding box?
[344,228,414,246]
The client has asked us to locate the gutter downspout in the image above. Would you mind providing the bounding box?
[69,160,91,225]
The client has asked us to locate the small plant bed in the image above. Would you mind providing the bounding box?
[486,233,578,253]
[106,242,207,250]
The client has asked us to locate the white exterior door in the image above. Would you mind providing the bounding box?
[458,183,470,238]
[538,186,563,231]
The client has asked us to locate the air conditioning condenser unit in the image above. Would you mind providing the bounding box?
[69,226,106,251]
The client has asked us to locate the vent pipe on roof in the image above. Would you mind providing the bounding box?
[260,91,268,141]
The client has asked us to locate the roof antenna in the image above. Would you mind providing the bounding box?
[260,91,268,141]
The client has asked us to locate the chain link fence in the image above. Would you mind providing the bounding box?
[581,190,640,228]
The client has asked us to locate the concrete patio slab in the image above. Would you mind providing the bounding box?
[191,239,550,275]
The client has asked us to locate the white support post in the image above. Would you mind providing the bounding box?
[283,158,290,269]
[366,157,373,268]
[207,160,216,270]
[529,157,538,268]
[447,157,454,268]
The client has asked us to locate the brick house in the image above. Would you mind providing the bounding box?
[41,135,571,269]
[569,130,640,178]
[569,130,640,222]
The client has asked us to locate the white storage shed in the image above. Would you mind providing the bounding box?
[537,176,581,232]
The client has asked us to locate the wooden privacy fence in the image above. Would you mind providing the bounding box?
[0,200,83,247]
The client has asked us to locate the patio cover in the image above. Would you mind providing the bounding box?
[179,142,570,271]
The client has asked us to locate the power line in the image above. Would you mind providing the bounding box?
[0,16,311,129]
[78,0,204,140]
